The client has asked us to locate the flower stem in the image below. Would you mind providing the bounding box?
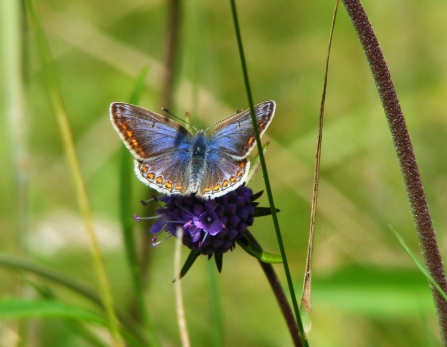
[244,231,301,347]
[342,0,447,343]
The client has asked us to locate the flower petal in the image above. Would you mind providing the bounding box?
[150,216,166,233]
[209,220,224,235]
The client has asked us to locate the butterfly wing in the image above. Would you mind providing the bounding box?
[199,101,275,198]
[110,103,192,195]
[208,100,275,159]
[199,153,250,199]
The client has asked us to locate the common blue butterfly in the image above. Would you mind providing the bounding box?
[110,101,275,199]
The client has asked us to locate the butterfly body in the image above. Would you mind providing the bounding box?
[110,101,275,199]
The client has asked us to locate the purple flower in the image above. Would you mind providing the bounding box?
[147,186,258,255]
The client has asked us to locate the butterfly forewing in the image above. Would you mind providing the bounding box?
[110,103,192,160]
[209,101,275,159]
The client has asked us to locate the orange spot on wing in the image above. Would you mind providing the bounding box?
[230,177,237,183]
[174,185,183,191]
[164,182,172,190]
[213,185,221,192]
[147,172,155,179]
[155,176,163,184]
[248,136,255,146]
[222,180,229,187]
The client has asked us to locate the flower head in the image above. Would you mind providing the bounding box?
[148,186,257,255]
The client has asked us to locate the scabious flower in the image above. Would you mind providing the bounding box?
[145,186,258,255]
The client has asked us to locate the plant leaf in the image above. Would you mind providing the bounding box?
[0,298,107,325]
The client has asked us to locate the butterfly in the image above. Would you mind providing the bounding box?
[110,101,275,199]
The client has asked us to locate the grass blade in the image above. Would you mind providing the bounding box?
[24,1,123,345]
[0,298,107,325]
[229,0,306,345]
[117,66,159,346]
[391,227,447,302]
[0,253,151,346]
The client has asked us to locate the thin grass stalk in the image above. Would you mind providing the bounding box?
[174,227,190,347]
[23,1,123,345]
[2,0,28,253]
[161,0,182,110]
[118,67,160,347]
[207,260,224,347]
[301,0,340,315]
[2,2,29,346]
[228,1,306,346]
[342,0,447,344]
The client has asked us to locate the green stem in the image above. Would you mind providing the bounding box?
[207,261,224,347]
[229,1,307,346]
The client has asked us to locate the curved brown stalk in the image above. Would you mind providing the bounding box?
[342,0,447,343]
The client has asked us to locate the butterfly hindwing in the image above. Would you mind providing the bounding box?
[199,150,250,198]
[135,151,191,195]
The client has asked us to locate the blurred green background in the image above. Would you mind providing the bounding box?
[1,0,447,346]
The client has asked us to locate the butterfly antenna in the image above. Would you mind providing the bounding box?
[162,108,198,132]
[204,108,245,132]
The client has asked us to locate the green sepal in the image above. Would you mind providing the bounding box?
[237,236,282,264]
[214,253,223,273]
[254,207,280,217]
[175,250,201,281]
